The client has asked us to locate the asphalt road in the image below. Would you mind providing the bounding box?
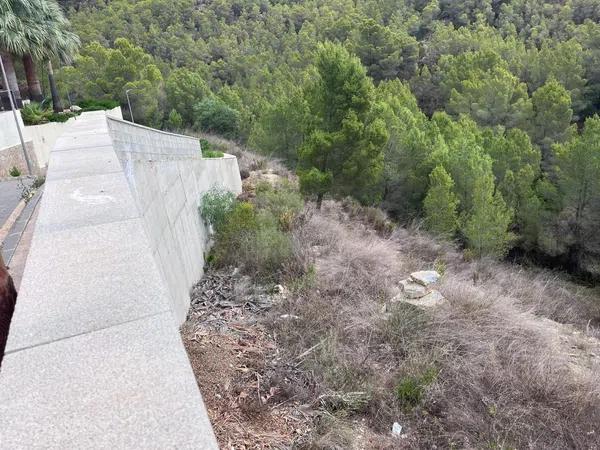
[0,180,22,228]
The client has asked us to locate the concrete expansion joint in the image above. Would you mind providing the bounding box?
[4,309,170,356]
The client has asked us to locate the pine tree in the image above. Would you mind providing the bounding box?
[298,42,387,207]
[424,166,460,237]
[462,170,514,258]
[531,78,574,164]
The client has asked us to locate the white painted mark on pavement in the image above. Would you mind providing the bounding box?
[70,188,116,205]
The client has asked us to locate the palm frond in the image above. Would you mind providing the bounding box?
[0,0,80,60]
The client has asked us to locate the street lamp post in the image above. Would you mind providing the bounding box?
[0,56,33,175]
[125,89,135,124]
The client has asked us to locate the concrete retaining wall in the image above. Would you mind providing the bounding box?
[0,141,38,178]
[107,117,242,323]
[0,110,25,149]
[0,110,234,448]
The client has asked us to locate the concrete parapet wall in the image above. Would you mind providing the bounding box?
[1,107,123,171]
[0,110,221,448]
[0,110,24,149]
[107,117,242,323]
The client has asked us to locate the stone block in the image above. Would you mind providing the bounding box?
[6,219,171,352]
[0,313,217,449]
[400,278,428,298]
[403,290,447,308]
[410,270,441,286]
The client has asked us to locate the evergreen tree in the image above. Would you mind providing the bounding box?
[553,115,600,270]
[165,68,211,126]
[462,169,514,258]
[531,79,574,163]
[298,42,387,207]
[424,166,460,237]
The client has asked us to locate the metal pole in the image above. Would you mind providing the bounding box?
[0,56,33,175]
[125,89,134,123]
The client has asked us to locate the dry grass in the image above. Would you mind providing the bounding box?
[184,163,600,448]
[268,201,600,448]
[192,131,288,176]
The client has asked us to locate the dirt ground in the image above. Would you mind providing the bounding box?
[181,270,314,449]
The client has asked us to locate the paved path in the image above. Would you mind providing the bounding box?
[0,111,217,449]
[0,179,22,227]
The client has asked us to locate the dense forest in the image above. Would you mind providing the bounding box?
[55,0,600,278]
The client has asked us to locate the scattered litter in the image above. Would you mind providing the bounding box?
[280,314,300,320]
[392,422,403,436]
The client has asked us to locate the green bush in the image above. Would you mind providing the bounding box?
[212,202,293,280]
[21,103,80,125]
[165,108,183,131]
[48,112,76,123]
[202,149,225,158]
[199,187,236,233]
[254,181,304,231]
[200,138,225,158]
[9,166,21,177]
[193,98,240,138]
[20,102,49,125]
[77,99,120,112]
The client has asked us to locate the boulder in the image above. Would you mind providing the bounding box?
[399,279,428,298]
[403,290,446,308]
[410,270,440,286]
[70,105,82,112]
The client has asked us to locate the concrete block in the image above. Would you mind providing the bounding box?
[36,172,139,233]
[6,219,171,352]
[0,313,217,449]
[53,134,113,152]
[46,146,121,181]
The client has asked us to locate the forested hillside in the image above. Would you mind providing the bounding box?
[57,0,600,277]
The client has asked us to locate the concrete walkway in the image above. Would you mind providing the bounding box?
[0,111,217,449]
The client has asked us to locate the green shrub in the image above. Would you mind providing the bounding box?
[199,187,236,233]
[193,98,240,138]
[200,138,225,158]
[48,112,76,123]
[213,202,293,280]
[202,149,225,158]
[396,367,438,409]
[77,99,120,111]
[254,181,304,231]
[20,102,49,125]
[22,102,80,125]
[166,108,183,131]
[32,175,45,188]
[9,166,21,177]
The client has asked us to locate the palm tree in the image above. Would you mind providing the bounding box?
[0,0,79,109]
[32,0,79,111]
[0,0,34,105]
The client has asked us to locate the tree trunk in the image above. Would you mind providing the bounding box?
[22,54,43,102]
[47,60,62,113]
[0,51,22,107]
[316,192,323,210]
